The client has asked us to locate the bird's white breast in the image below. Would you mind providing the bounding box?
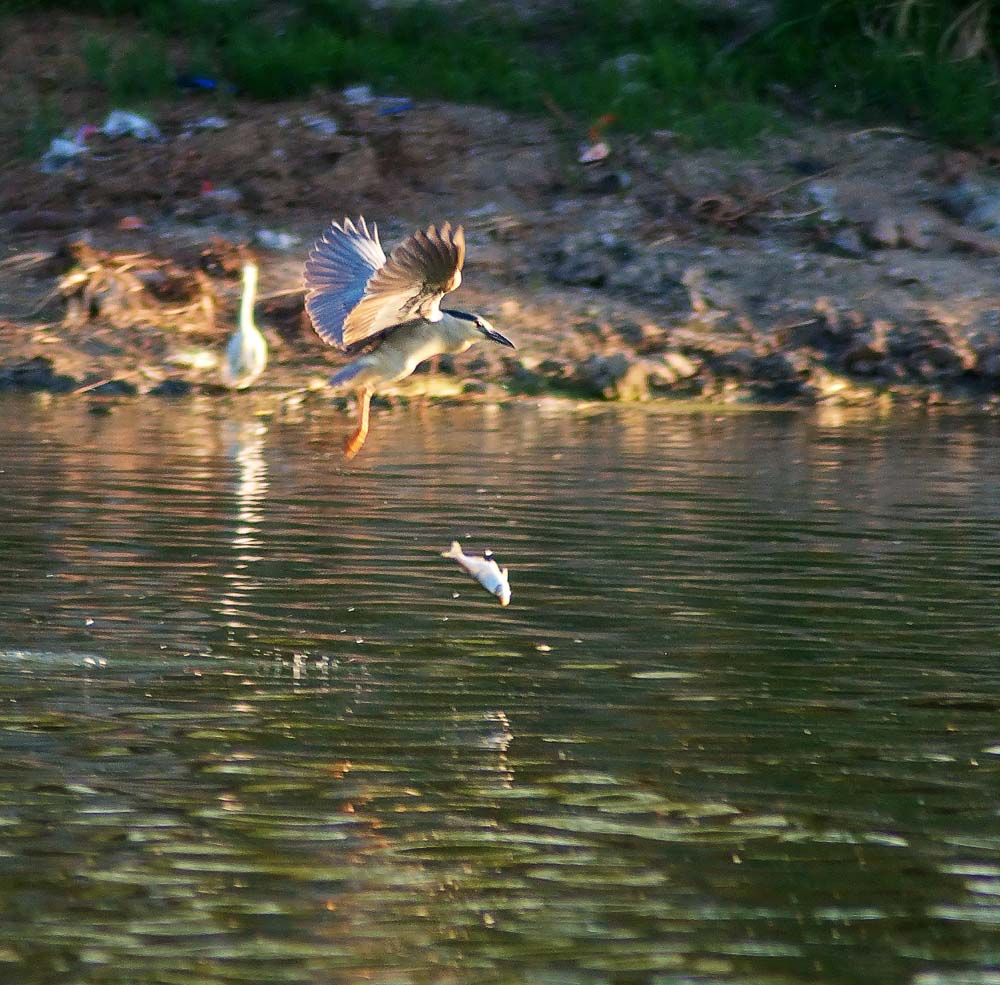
[383,321,475,382]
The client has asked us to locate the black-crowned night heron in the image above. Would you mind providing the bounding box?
[304,217,515,459]
[221,261,268,389]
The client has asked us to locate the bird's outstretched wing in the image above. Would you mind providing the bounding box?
[304,218,465,350]
[303,217,387,350]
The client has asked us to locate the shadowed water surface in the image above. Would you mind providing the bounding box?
[0,397,999,985]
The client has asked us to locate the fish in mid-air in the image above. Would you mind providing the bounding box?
[442,541,511,607]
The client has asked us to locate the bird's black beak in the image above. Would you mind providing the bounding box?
[482,326,516,349]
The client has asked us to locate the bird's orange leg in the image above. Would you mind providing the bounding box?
[343,387,373,460]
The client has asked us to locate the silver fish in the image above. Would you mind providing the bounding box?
[442,541,511,607]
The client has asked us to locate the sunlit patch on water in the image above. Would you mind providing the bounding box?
[0,648,107,668]
[0,398,999,983]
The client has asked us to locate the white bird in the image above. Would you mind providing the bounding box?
[221,261,268,390]
[304,217,515,459]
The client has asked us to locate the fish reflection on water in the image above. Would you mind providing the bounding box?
[0,400,999,985]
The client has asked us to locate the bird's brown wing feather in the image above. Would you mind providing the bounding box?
[340,223,465,348]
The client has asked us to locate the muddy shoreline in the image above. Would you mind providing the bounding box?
[2,235,998,412]
[4,20,1000,412]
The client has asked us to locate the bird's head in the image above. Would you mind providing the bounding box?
[443,309,516,349]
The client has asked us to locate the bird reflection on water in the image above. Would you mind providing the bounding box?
[217,419,269,634]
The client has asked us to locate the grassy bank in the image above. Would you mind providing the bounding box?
[7,0,1000,147]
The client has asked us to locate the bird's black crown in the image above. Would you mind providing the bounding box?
[443,308,485,328]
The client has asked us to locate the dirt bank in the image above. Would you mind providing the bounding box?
[3,15,1000,410]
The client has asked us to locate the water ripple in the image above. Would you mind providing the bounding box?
[0,400,999,983]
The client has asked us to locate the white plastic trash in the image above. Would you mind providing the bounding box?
[343,85,374,106]
[40,137,86,173]
[301,113,339,135]
[255,229,301,251]
[102,110,162,141]
[578,141,610,164]
[192,116,229,130]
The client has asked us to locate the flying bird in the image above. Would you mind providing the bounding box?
[303,217,515,459]
[220,260,268,390]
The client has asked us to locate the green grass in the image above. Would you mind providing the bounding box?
[204,2,792,144]
[9,0,1000,146]
[78,32,174,113]
[20,96,63,159]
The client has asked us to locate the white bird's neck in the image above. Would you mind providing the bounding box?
[239,263,259,339]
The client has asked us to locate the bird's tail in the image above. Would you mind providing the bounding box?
[441,540,464,559]
[328,358,373,391]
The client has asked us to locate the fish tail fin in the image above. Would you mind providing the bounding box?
[441,540,463,559]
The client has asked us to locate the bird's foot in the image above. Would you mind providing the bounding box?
[343,428,367,460]
[342,387,373,460]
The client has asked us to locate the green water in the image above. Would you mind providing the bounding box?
[0,397,999,985]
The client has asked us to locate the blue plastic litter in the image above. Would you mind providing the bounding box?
[177,74,218,91]
[377,99,414,117]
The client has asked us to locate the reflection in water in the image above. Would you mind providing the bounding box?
[0,399,999,985]
[230,419,269,546]
[218,419,269,633]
